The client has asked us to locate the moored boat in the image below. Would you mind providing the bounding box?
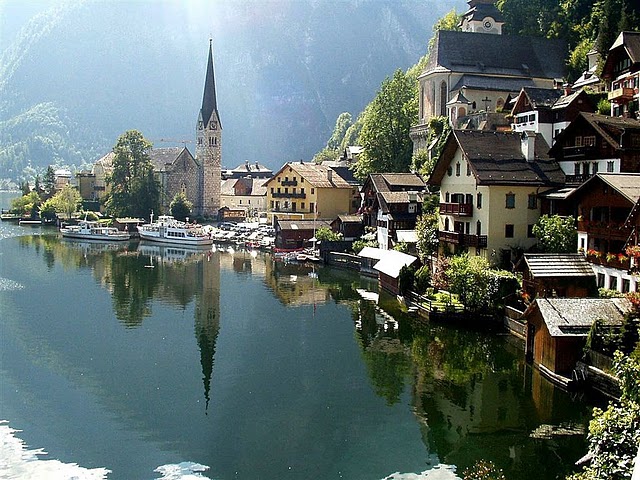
[138,215,213,246]
[60,220,130,241]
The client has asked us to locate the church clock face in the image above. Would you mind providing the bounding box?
[483,18,494,30]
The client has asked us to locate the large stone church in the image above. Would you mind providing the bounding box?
[156,40,222,217]
[410,0,567,151]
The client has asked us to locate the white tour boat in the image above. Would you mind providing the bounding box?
[137,215,213,246]
[60,220,131,241]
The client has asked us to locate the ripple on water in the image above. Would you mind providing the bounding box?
[0,277,24,292]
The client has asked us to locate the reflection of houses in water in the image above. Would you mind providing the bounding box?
[264,259,330,307]
[217,248,268,277]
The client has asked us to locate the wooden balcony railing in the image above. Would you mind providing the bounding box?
[585,253,631,271]
[608,87,636,102]
[439,202,473,216]
[272,192,306,199]
[438,230,488,248]
[578,221,631,241]
[281,180,298,186]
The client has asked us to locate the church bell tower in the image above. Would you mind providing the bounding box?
[196,39,222,217]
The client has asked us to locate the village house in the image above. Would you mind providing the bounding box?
[274,219,331,251]
[568,173,640,293]
[429,130,565,266]
[360,173,425,250]
[523,297,631,384]
[410,0,566,151]
[264,162,355,224]
[221,160,272,180]
[601,31,640,119]
[371,249,419,296]
[519,253,597,300]
[510,86,593,148]
[330,215,364,241]
[220,177,267,218]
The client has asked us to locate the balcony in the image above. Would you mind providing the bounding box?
[564,174,594,185]
[439,202,473,216]
[608,87,636,103]
[271,192,306,199]
[578,220,631,242]
[561,145,597,160]
[585,251,631,271]
[438,230,488,248]
[281,179,298,186]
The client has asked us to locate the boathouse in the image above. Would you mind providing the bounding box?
[520,253,597,299]
[523,297,630,383]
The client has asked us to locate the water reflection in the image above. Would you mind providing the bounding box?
[1,233,595,479]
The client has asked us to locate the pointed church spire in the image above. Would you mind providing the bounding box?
[201,38,220,128]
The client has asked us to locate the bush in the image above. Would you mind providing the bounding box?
[414,265,431,294]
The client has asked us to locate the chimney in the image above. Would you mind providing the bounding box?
[521,131,536,162]
[327,168,333,183]
[563,83,572,96]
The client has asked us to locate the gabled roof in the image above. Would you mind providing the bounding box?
[358,246,386,260]
[447,90,473,105]
[569,173,640,205]
[423,30,566,80]
[430,130,564,186]
[523,253,595,278]
[550,112,640,155]
[378,191,422,205]
[365,173,425,192]
[373,251,419,279]
[602,31,640,79]
[265,162,351,189]
[230,161,272,175]
[529,297,631,337]
[523,87,563,108]
[148,147,195,172]
[451,74,535,93]
[277,219,331,231]
[92,152,115,173]
[220,178,237,196]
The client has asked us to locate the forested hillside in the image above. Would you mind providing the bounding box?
[0,0,464,184]
[320,0,639,178]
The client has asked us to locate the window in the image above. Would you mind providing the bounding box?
[476,220,481,235]
[309,202,315,213]
[301,188,305,194]
[527,224,535,238]
[607,161,615,172]
[622,279,630,293]
[575,136,583,147]
[270,187,274,194]
[477,193,482,209]
[505,224,514,238]
[447,166,453,176]
[527,194,537,209]
[597,273,605,288]
[505,193,515,209]
[574,162,580,175]
[592,162,599,174]
[584,135,596,147]
[270,201,274,208]
[455,163,461,176]
[311,188,315,194]
[466,163,471,176]
[609,276,618,290]
[301,202,305,210]
[445,192,450,202]
[408,204,416,213]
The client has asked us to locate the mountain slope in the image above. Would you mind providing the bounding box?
[0,0,464,180]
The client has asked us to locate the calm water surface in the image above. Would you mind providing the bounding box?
[0,211,598,479]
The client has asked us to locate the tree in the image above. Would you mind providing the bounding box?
[10,191,41,217]
[446,255,491,311]
[354,69,418,180]
[532,214,578,253]
[415,212,439,261]
[43,165,56,197]
[46,184,82,220]
[327,112,353,150]
[315,226,342,242]
[104,130,159,219]
[170,192,193,221]
[428,9,461,52]
[569,352,640,480]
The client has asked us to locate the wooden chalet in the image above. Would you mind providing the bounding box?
[520,253,597,299]
[524,297,631,382]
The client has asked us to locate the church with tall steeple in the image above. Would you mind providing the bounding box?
[196,39,222,217]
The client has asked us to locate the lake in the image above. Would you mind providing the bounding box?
[0,212,598,480]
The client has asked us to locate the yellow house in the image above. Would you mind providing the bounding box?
[429,130,565,266]
[264,162,354,223]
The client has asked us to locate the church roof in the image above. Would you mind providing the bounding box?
[148,147,194,172]
[446,90,473,105]
[424,30,566,80]
[451,74,535,93]
[200,40,221,127]
[461,0,504,23]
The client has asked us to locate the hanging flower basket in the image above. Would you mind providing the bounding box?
[625,245,640,258]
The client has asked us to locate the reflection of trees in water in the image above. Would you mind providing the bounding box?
[110,253,159,327]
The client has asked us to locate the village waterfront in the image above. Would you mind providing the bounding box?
[0,192,605,480]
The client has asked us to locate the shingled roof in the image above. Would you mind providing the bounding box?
[524,254,595,278]
[532,297,631,337]
[570,173,640,204]
[430,130,565,186]
[148,147,195,172]
[265,162,351,189]
[423,30,566,80]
